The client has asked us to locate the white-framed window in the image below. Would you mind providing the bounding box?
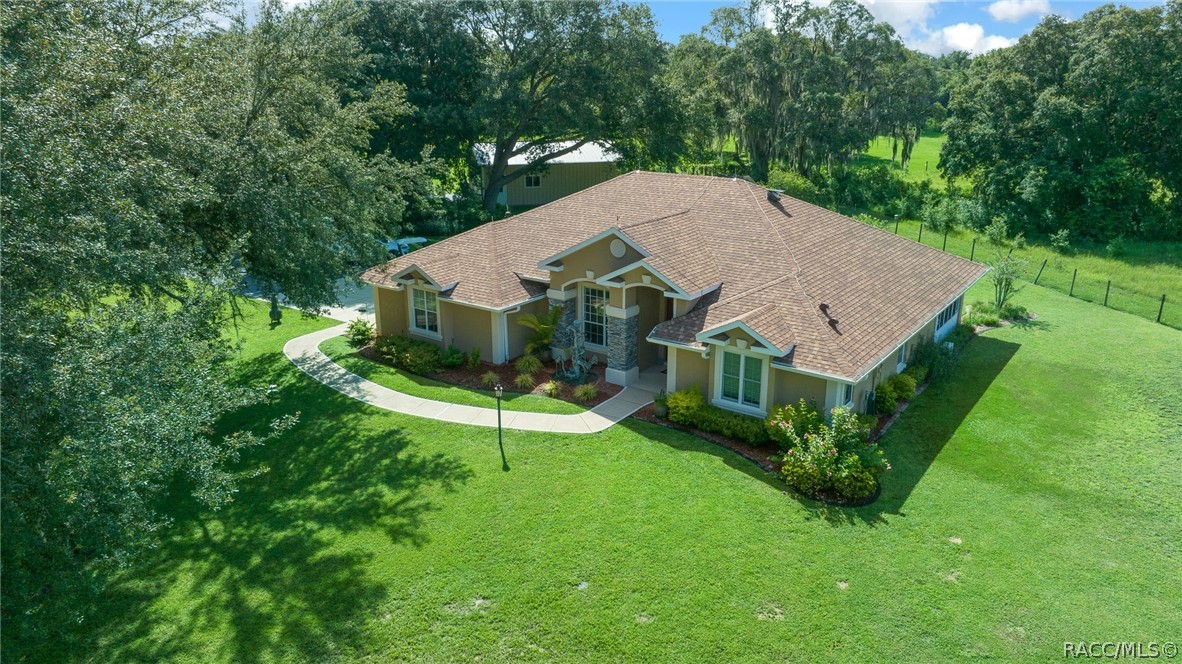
[581,286,608,347]
[717,350,765,412]
[935,296,963,339]
[896,345,907,372]
[411,287,439,336]
[524,174,541,188]
[843,383,854,406]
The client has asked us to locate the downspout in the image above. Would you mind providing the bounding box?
[501,303,524,363]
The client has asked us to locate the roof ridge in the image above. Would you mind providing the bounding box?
[745,182,859,374]
[618,208,690,230]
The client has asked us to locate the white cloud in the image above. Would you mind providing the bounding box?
[987,0,1051,22]
[912,22,1018,55]
[859,0,939,40]
[761,0,1016,57]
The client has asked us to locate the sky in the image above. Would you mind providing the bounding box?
[644,0,1165,55]
[261,0,1165,58]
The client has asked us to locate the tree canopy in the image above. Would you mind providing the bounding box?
[1,0,433,646]
[941,2,1182,241]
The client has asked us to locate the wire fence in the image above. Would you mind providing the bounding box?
[883,221,1180,330]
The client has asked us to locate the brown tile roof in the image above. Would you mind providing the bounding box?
[363,172,987,380]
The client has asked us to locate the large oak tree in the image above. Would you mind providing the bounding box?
[1,0,433,648]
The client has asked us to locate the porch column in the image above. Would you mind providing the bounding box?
[605,304,640,386]
[547,287,577,351]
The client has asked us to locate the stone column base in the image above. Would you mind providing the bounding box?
[605,366,640,386]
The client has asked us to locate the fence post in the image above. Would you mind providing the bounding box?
[917,223,923,243]
[1034,258,1047,284]
[970,237,977,262]
[942,228,948,252]
[1158,294,1167,323]
[894,218,899,234]
[1069,268,1077,297]
[1104,280,1110,307]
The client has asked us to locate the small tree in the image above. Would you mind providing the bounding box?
[988,252,1028,308]
[517,306,563,356]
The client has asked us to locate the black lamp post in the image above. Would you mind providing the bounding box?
[494,383,508,471]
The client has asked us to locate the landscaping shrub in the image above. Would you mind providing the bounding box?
[663,386,769,446]
[778,407,887,503]
[376,335,441,375]
[968,300,1028,327]
[513,373,535,390]
[666,386,705,425]
[887,373,917,401]
[902,364,928,384]
[514,353,543,376]
[874,381,898,416]
[480,370,499,387]
[765,398,823,452]
[967,301,1001,327]
[345,319,374,347]
[573,384,598,403]
[694,406,770,446]
[947,323,975,349]
[540,381,561,398]
[440,346,466,368]
[467,346,481,371]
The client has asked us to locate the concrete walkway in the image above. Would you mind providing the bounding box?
[284,325,656,433]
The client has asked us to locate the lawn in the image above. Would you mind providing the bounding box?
[872,221,1182,329]
[319,335,585,415]
[44,289,1181,662]
[855,128,949,188]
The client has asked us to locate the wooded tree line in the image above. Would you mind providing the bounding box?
[2,0,1178,650]
[665,0,944,183]
[942,2,1182,241]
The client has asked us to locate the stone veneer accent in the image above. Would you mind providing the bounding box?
[607,314,638,374]
[550,296,577,350]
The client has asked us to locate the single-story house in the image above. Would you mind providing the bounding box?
[474,141,619,208]
[362,172,987,416]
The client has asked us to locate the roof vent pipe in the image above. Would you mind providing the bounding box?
[767,189,783,202]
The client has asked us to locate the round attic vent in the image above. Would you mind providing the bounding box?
[609,238,627,258]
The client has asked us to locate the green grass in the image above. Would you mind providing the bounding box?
[320,335,585,415]
[855,128,949,188]
[38,289,1182,662]
[869,220,1182,329]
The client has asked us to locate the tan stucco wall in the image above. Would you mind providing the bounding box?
[555,235,645,292]
[375,285,494,357]
[490,163,618,207]
[439,300,493,356]
[506,298,549,360]
[770,369,828,410]
[374,286,408,337]
[670,347,711,398]
[851,315,941,412]
[633,287,664,370]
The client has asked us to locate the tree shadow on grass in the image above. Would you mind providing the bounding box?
[803,336,1021,527]
[616,418,788,493]
[78,351,474,662]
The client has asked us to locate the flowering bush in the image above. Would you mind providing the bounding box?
[777,407,889,503]
[765,398,823,452]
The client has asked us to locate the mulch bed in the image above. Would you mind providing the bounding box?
[358,346,621,408]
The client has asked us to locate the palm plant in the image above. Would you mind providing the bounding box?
[517,305,563,357]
